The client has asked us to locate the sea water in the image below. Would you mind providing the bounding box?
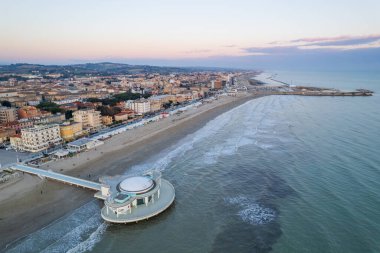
[6,70,380,253]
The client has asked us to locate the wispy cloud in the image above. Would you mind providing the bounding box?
[183,49,212,54]
[242,34,380,55]
[242,46,301,54]
[303,35,380,47]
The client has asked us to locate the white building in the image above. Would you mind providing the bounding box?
[66,137,103,153]
[54,98,80,105]
[0,91,18,98]
[100,170,175,223]
[73,109,102,130]
[127,99,151,115]
[21,124,62,152]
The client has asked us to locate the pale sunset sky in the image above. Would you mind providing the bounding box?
[1,0,380,69]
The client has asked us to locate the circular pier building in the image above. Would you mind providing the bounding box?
[100,171,175,223]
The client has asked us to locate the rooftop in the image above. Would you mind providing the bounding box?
[119,176,154,194]
[101,179,175,223]
[67,137,94,147]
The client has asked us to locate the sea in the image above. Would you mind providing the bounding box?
[6,70,380,253]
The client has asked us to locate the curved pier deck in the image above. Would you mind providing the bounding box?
[101,179,175,223]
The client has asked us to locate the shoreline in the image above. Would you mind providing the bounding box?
[0,93,263,251]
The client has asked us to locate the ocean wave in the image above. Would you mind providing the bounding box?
[193,97,287,165]
[127,96,289,172]
[6,201,104,253]
[66,222,108,253]
[225,196,276,225]
[126,98,262,174]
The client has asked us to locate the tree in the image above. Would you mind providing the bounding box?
[1,100,12,107]
[37,101,63,114]
[97,106,121,116]
[163,100,173,109]
[65,110,73,119]
[114,92,142,101]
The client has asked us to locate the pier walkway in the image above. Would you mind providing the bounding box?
[10,163,102,191]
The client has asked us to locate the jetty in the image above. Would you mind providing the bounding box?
[248,78,374,97]
[8,163,175,223]
[10,163,102,192]
[270,90,374,96]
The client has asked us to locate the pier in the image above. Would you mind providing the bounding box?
[269,90,374,96]
[10,163,102,192]
[7,164,175,223]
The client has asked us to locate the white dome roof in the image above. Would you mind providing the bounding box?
[119,176,154,193]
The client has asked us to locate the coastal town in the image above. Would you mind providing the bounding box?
[0,63,376,250]
[0,64,253,175]
[0,64,373,175]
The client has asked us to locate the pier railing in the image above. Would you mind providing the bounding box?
[10,163,102,191]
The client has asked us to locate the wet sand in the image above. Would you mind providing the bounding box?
[0,94,261,251]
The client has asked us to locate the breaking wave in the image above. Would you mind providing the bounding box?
[6,201,104,253]
[126,97,271,174]
[66,222,108,253]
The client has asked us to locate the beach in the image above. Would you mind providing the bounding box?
[0,93,260,251]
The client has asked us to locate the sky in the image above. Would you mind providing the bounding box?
[1,0,380,70]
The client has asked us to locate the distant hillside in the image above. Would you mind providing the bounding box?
[0,62,236,77]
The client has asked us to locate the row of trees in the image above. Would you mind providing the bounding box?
[36,101,64,114]
[87,92,150,106]
[36,101,73,120]
[97,106,121,117]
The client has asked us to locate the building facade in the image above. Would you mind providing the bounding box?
[101,116,113,126]
[0,107,18,123]
[0,128,16,143]
[10,134,23,150]
[127,100,151,114]
[59,122,83,142]
[73,109,102,130]
[21,124,62,152]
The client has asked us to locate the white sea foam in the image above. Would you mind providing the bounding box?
[40,215,103,253]
[6,201,103,253]
[192,96,286,165]
[225,196,276,225]
[66,222,108,253]
[126,98,260,174]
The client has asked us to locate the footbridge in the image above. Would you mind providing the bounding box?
[10,163,102,192]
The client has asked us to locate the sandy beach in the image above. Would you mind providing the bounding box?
[0,93,261,251]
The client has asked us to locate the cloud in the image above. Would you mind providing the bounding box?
[241,34,380,55]
[307,35,380,47]
[120,46,380,71]
[242,46,301,54]
[183,49,212,54]
[290,36,352,43]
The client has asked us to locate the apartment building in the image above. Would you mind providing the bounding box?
[10,134,23,150]
[59,122,83,141]
[73,109,102,130]
[0,128,16,143]
[101,116,113,126]
[127,99,151,114]
[21,124,62,152]
[0,106,18,123]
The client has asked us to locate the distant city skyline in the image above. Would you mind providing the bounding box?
[1,0,380,70]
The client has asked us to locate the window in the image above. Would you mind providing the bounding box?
[137,198,144,206]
